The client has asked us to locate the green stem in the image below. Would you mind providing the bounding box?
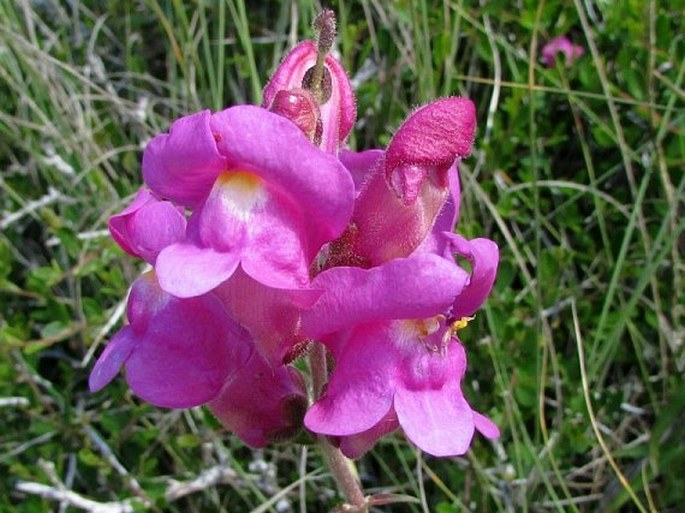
[309,343,366,510]
[318,435,366,510]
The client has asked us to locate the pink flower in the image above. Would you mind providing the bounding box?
[541,36,585,68]
[89,272,307,447]
[142,106,354,297]
[301,242,500,458]
[90,9,502,458]
[108,188,186,264]
[326,98,476,268]
[89,272,253,408]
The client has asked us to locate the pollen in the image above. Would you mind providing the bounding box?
[452,316,475,333]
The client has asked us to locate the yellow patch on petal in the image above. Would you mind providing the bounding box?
[213,170,266,221]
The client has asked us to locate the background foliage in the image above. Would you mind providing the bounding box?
[1,0,683,511]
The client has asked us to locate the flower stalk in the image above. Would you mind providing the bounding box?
[318,435,367,511]
[310,342,367,509]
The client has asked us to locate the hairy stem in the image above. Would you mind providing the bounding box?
[309,343,366,509]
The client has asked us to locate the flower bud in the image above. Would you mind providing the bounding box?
[263,40,356,154]
[385,97,475,204]
[326,98,476,267]
[268,88,322,144]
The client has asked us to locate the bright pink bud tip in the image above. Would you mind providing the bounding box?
[385,97,476,201]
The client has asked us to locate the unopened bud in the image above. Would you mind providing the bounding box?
[262,10,356,154]
[268,88,321,142]
[385,97,476,203]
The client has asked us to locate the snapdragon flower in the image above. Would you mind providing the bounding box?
[143,106,354,297]
[89,272,308,446]
[302,236,499,457]
[326,97,476,268]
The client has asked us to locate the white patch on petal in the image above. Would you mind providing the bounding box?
[391,315,446,353]
[213,171,267,222]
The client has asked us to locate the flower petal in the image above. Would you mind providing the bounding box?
[127,201,186,264]
[155,243,241,298]
[305,326,398,436]
[443,234,499,318]
[239,190,310,289]
[339,149,383,194]
[395,381,476,457]
[303,254,468,338]
[385,97,476,193]
[473,411,500,440]
[142,110,227,208]
[89,326,136,393]
[210,105,354,253]
[214,269,320,365]
[126,272,170,335]
[416,164,461,254]
[338,409,400,459]
[108,188,155,257]
[209,354,307,447]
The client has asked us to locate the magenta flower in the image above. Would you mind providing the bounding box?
[541,36,585,68]
[108,188,186,264]
[89,272,253,408]
[89,272,308,446]
[90,9,502,467]
[142,106,354,297]
[327,97,476,268]
[302,243,500,457]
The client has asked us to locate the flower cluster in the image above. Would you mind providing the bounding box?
[90,11,500,458]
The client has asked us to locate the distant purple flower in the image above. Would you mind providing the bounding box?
[302,243,500,458]
[542,36,585,68]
